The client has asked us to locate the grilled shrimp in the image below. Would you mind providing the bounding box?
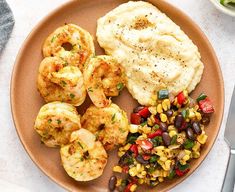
[60,128,108,181]
[83,55,126,108]
[37,57,86,106]
[34,102,81,147]
[81,103,129,150]
[43,24,95,72]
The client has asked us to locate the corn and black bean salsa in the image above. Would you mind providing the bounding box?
[109,90,214,192]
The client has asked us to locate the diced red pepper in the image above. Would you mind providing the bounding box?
[142,154,151,160]
[124,183,134,192]
[136,139,153,150]
[138,107,150,118]
[154,116,160,124]
[131,113,141,125]
[129,144,138,157]
[175,168,190,177]
[199,98,214,114]
[122,166,129,174]
[177,91,186,105]
[148,129,163,139]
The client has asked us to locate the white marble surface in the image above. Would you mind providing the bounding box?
[0,0,234,191]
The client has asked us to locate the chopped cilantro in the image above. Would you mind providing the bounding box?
[170,135,178,145]
[48,119,52,123]
[178,163,189,171]
[140,121,147,127]
[184,139,195,149]
[57,119,61,124]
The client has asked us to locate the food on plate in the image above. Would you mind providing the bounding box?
[83,55,126,108]
[81,103,129,150]
[111,90,214,191]
[96,1,204,106]
[60,128,108,181]
[43,24,95,72]
[34,101,81,147]
[220,0,235,6]
[37,57,86,106]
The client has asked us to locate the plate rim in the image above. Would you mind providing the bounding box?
[10,0,224,191]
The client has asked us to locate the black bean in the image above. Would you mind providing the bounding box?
[159,122,168,132]
[201,115,210,125]
[109,176,117,191]
[166,110,173,117]
[186,127,195,140]
[174,114,183,128]
[192,122,202,135]
[136,154,149,164]
[133,106,144,113]
[162,132,171,146]
[140,117,146,123]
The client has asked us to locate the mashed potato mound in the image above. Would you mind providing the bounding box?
[96,1,204,106]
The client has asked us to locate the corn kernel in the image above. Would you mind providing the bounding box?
[169,130,177,137]
[197,133,208,144]
[129,167,138,177]
[183,154,190,161]
[138,179,144,184]
[116,179,122,186]
[169,116,175,124]
[162,99,170,111]
[192,151,200,158]
[158,177,164,182]
[148,106,157,115]
[147,118,154,126]
[118,151,125,157]
[130,184,137,192]
[195,112,202,120]
[192,141,201,152]
[130,124,139,133]
[142,126,151,134]
[159,156,167,162]
[160,113,167,122]
[168,125,175,131]
[141,171,147,176]
[157,104,163,113]
[136,163,142,172]
[113,166,122,173]
[184,149,192,155]
[188,109,195,118]
[179,160,186,165]
[118,150,125,157]
[165,160,171,171]
[124,143,131,151]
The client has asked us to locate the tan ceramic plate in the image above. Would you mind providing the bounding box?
[11,0,224,191]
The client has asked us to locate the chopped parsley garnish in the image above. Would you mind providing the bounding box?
[61,80,67,87]
[116,82,124,91]
[70,93,75,99]
[57,119,61,124]
[48,119,52,123]
[51,35,56,43]
[77,141,83,149]
[111,113,116,122]
[88,87,93,92]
